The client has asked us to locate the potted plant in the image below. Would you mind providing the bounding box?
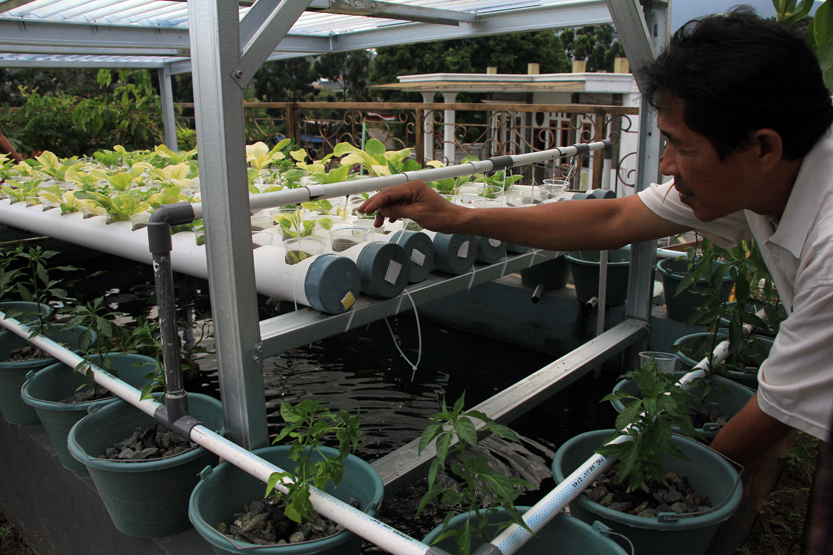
[656,238,734,323]
[423,511,628,555]
[189,399,384,554]
[670,239,784,388]
[420,393,628,554]
[552,362,743,555]
[0,244,56,325]
[608,370,755,443]
[417,393,533,555]
[21,301,163,473]
[0,246,89,426]
[21,352,156,472]
[67,388,224,538]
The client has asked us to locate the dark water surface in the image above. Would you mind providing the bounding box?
[65,250,621,549]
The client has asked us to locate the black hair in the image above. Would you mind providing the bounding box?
[638,6,833,160]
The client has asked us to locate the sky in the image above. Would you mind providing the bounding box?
[670,0,797,29]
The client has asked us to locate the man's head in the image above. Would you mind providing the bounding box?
[639,7,833,161]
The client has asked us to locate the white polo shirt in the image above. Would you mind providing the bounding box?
[638,128,833,441]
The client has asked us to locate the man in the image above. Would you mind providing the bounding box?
[359,8,833,470]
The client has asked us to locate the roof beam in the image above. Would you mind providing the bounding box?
[0,19,191,51]
[0,18,331,59]
[327,0,612,52]
[0,44,183,56]
[604,0,656,74]
[0,54,168,68]
[234,0,313,88]
[306,0,476,25]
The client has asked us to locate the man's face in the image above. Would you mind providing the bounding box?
[657,96,758,221]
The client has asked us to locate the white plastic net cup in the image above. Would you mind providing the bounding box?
[639,351,679,374]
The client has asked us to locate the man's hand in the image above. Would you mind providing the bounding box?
[710,392,794,469]
[357,180,462,233]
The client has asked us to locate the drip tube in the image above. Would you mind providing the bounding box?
[0,202,360,314]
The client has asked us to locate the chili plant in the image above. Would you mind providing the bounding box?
[675,237,784,374]
[598,360,701,493]
[2,246,76,333]
[418,393,534,555]
[265,399,362,523]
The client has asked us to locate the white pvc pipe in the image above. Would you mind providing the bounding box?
[0,202,357,312]
[0,311,442,555]
[202,142,612,218]
[0,315,160,417]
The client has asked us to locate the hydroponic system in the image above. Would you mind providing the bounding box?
[0,0,681,554]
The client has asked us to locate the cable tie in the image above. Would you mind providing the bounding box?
[344,307,356,333]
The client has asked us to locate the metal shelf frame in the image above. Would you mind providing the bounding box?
[0,0,669,482]
[185,0,668,454]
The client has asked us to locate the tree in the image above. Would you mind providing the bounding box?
[369,31,571,102]
[313,50,371,101]
[252,57,317,102]
[559,25,625,72]
[0,68,104,106]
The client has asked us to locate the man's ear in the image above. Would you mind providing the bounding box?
[750,129,784,170]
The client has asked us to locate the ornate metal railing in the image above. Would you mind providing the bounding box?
[177,101,639,191]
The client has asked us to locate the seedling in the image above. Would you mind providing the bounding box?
[0,246,76,333]
[418,393,533,555]
[266,399,362,523]
[676,238,784,374]
[598,360,701,492]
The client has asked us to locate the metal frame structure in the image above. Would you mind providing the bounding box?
[0,0,667,476]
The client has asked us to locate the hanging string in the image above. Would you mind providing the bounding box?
[292,258,305,312]
[383,289,422,382]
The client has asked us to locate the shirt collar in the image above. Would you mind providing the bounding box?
[767,128,833,257]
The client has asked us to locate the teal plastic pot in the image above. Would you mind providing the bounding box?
[67,392,224,538]
[0,324,93,425]
[189,445,384,555]
[565,250,631,306]
[609,371,755,441]
[0,301,54,325]
[552,429,742,555]
[520,257,570,291]
[672,332,773,390]
[656,258,734,323]
[423,507,628,554]
[21,353,157,473]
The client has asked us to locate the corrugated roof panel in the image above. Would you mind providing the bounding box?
[3,0,194,27]
[0,0,609,67]
[1,0,554,31]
